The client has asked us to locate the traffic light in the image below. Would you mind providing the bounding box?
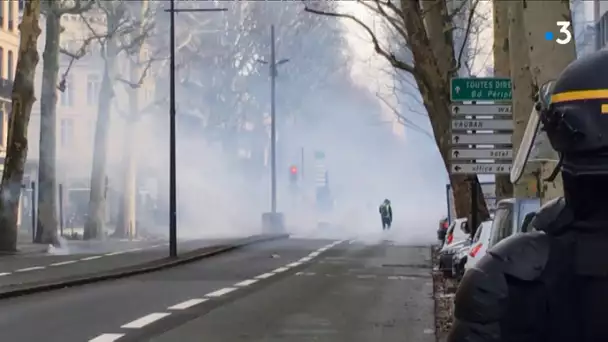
[289,165,298,183]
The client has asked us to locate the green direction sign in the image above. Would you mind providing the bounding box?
[451,77,512,102]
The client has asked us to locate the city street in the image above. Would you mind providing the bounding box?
[0,236,435,342]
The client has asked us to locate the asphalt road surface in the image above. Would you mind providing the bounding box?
[0,237,435,342]
[0,238,243,290]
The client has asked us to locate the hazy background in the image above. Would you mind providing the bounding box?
[26,1,448,246]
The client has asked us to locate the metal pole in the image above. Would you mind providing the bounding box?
[470,178,479,238]
[300,147,304,180]
[270,24,277,214]
[59,184,64,237]
[31,182,36,243]
[169,0,177,258]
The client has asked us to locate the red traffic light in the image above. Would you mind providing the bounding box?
[290,166,298,174]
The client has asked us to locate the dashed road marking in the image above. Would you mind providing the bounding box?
[0,272,10,276]
[272,267,289,273]
[255,272,274,280]
[168,298,208,310]
[81,256,103,261]
[105,251,127,256]
[50,260,78,266]
[94,239,346,340]
[15,266,46,272]
[88,333,125,342]
[234,279,258,287]
[121,312,171,329]
[205,287,236,298]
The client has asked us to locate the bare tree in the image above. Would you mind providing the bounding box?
[80,0,151,240]
[34,0,94,245]
[508,2,539,198]
[492,1,514,200]
[522,1,575,203]
[304,0,490,222]
[0,0,43,252]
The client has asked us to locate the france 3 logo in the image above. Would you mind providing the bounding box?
[544,21,573,45]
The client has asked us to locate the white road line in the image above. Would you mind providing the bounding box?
[105,251,126,256]
[309,252,320,257]
[126,248,143,252]
[285,262,301,268]
[234,279,258,287]
[168,298,208,310]
[205,287,237,298]
[15,266,45,272]
[0,272,11,276]
[81,256,103,261]
[50,260,78,266]
[121,312,171,329]
[149,244,163,248]
[88,333,125,342]
[272,267,289,273]
[255,272,274,280]
[299,256,312,262]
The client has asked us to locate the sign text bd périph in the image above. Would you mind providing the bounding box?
[451,119,513,131]
[451,163,512,175]
[450,78,512,102]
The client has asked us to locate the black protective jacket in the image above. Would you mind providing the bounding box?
[379,204,392,222]
[448,197,608,342]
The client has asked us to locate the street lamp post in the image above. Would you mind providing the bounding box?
[258,25,289,215]
[165,0,227,258]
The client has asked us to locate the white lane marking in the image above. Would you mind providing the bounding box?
[50,260,78,266]
[121,312,171,329]
[255,272,274,279]
[88,333,125,342]
[309,252,320,257]
[0,272,11,276]
[81,255,103,261]
[168,298,208,310]
[126,248,143,252]
[285,262,301,268]
[105,251,128,256]
[205,287,236,297]
[149,244,163,248]
[299,256,312,262]
[234,279,258,287]
[15,266,45,272]
[272,267,289,273]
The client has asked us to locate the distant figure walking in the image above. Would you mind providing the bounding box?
[379,199,392,230]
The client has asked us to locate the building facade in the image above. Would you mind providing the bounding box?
[0,0,19,163]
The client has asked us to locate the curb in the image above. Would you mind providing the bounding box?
[0,234,289,300]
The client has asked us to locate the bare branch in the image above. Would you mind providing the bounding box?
[375,92,434,140]
[115,56,158,89]
[451,0,479,73]
[58,0,95,15]
[303,3,417,76]
[57,35,98,92]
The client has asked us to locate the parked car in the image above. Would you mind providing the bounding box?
[464,220,494,271]
[437,216,449,242]
[464,198,541,272]
[438,218,470,277]
[451,239,473,280]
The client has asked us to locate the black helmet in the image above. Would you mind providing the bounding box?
[511,49,608,183]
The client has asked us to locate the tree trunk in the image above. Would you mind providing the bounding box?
[522,0,575,203]
[492,0,514,200]
[508,2,540,198]
[83,31,119,240]
[35,10,61,245]
[0,0,42,252]
[401,0,489,226]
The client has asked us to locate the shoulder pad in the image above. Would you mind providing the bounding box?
[481,231,550,281]
[530,197,573,234]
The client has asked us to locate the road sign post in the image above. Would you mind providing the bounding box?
[449,77,514,231]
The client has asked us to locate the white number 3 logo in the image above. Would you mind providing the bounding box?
[556,21,572,45]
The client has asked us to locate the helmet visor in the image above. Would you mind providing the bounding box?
[510,81,556,184]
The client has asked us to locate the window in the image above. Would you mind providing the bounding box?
[8,0,13,31]
[60,119,73,147]
[60,74,73,106]
[471,223,484,243]
[0,47,4,79]
[489,205,514,248]
[18,0,24,11]
[87,74,100,105]
[7,51,13,81]
[0,2,4,29]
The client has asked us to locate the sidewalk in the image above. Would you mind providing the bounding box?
[0,234,284,296]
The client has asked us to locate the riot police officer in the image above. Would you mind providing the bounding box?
[448,49,608,342]
[379,199,392,230]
